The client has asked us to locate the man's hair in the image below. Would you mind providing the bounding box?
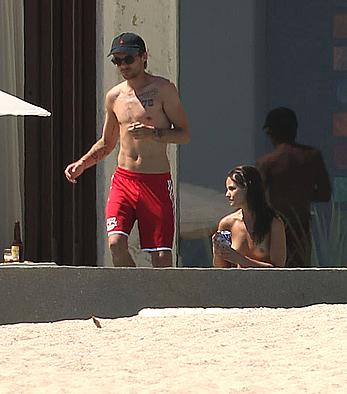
[263,107,298,143]
[227,165,277,244]
[138,51,148,70]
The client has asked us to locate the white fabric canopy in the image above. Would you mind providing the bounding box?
[0,89,51,117]
[180,182,230,240]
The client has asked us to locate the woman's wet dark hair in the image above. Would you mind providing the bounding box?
[227,165,278,244]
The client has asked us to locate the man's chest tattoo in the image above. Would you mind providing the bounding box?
[141,98,154,108]
[137,88,159,108]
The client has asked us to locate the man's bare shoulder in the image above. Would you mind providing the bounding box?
[106,82,126,100]
[257,148,283,164]
[149,74,170,84]
[148,75,177,91]
[104,83,128,111]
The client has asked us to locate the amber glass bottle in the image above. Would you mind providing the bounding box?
[11,221,24,262]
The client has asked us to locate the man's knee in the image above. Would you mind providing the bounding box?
[108,234,129,257]
[151,250,172,267]
[108,234,136,267]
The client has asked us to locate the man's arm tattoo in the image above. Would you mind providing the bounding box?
[90,147,108,164]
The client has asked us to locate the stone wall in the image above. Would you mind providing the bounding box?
[1,266,346,325]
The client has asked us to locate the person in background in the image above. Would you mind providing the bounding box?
[65,32,190,267]
[256,107,331,267]
[213,166,286,268]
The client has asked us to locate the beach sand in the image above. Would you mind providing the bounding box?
[0,304,346,393]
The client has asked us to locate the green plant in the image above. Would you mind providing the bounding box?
[311,202,347,267]
[280,209,313,267]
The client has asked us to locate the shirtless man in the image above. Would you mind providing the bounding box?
[256,107,331,267]
[64,32,190,267]
[212,166,286,268]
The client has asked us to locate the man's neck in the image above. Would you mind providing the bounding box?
[273,141,294,149]
[126,72,150,91]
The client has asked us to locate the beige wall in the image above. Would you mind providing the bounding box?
[96,0,179,266]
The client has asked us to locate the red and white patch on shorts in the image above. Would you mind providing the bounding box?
[106,217,118,232]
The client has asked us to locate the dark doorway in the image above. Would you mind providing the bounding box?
[24,0,97,266]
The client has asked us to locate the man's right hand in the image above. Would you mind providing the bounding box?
[64,160,85,183]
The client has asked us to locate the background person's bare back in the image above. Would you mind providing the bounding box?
[257,143,331,267]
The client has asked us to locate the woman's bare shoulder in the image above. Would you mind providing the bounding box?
[271,215,285,231]
[218,209,242,230]
[273,215,285,225]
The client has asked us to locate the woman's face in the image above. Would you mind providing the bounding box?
[225,176,247,209]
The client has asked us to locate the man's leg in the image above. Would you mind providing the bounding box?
[108,234,136,267]
[151,250,172,267]
[137,173,174,268]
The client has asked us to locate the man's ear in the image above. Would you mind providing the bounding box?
[142,52,148,69]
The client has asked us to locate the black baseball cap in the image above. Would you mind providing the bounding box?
[107,32,146,57]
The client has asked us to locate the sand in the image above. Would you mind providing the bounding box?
[0,304,346,393]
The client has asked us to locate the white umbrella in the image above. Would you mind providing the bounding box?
[180,182,231,240]
[0,90,51,117]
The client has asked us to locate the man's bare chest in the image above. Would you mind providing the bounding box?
[114,87,161,124]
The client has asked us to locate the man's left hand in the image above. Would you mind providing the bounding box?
[128,122,156,140]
